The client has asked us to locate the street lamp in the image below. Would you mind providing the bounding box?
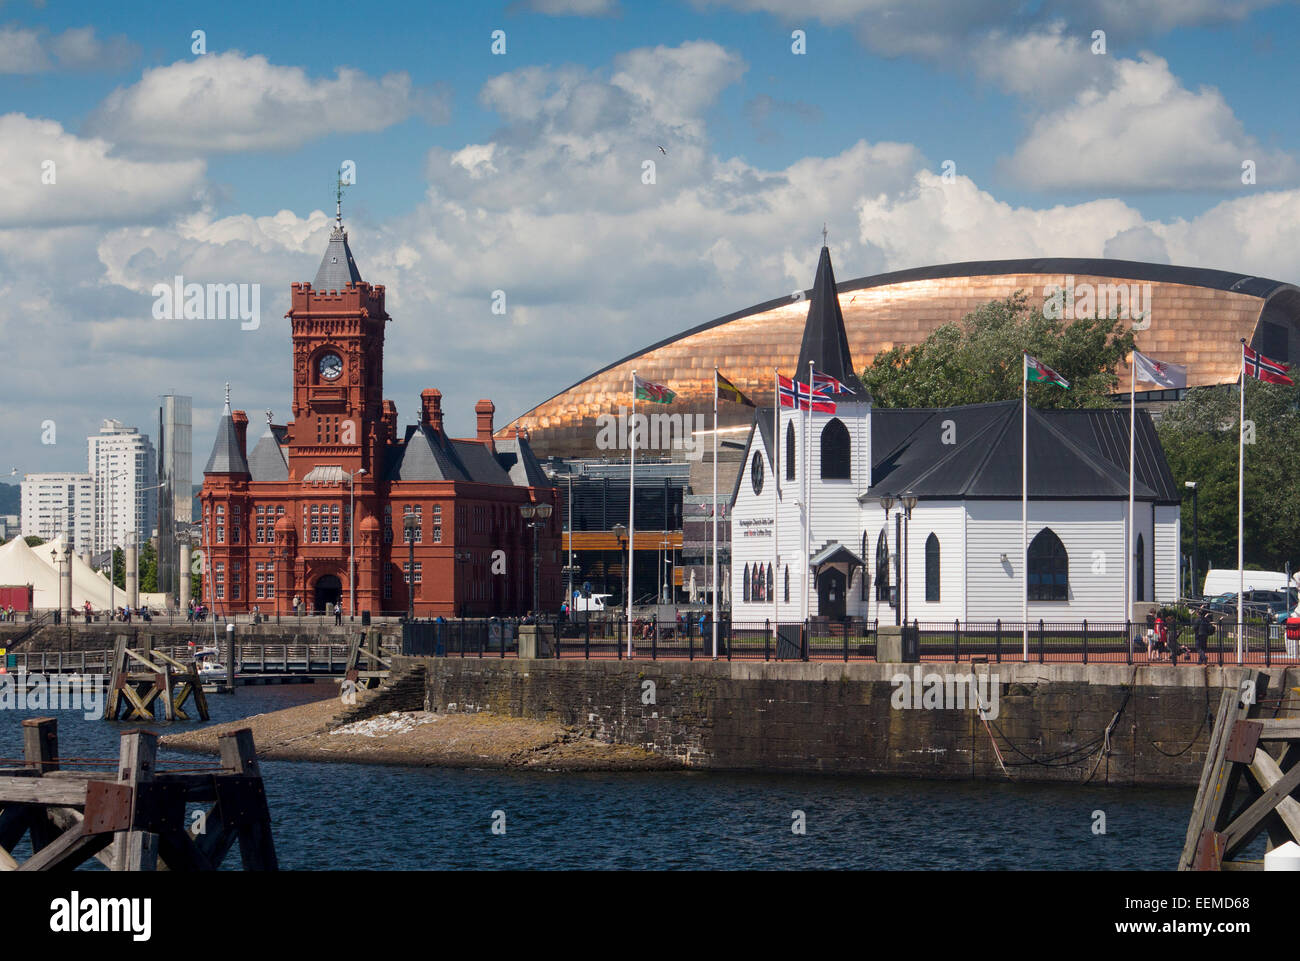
[877,495,898,625]
[611,523,627,605]
[1184,480,1199,599]
[900,492,918,626]
[520,502,553,614]
[346,468,367,620]
[403,511,418,620]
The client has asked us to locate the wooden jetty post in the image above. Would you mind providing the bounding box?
[343,628,391,693]
[0,717,277,871]
[1180,669,1300,870]
[104,634,209,721]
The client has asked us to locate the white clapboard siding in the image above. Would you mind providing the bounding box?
[730,401,871,621]
[1154,504,1181,603]
[899,501,966,623]
[964,500,1127,622]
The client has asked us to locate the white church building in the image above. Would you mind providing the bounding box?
[729,245,1182,626]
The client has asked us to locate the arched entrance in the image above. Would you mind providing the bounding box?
[817,568,847,620]
[313,574,342,613]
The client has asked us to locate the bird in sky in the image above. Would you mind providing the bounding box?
[658,145,667,155]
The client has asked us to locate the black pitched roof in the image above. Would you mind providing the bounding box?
[730,400,1178,507]
[795,246,866,395]
[385,426,543,487]
[313,224,362,290]
[495,437,553,488]
[203,404,249,475]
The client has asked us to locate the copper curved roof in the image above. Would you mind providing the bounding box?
[501,257,1300,459]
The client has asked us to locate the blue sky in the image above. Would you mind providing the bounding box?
[2,0,1298,484]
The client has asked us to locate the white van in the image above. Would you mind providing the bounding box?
[1203,569,1291,597]
[570,593,614,613]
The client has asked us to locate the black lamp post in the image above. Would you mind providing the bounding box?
[269,542,280,624]
[900,492,918,625]
[877,495,899,626]
[403,511,417,620]
[611,523,627,606]
[1185,480,1199,598]
[520,502,554,614]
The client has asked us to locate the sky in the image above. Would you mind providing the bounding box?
[1,0,1298,486]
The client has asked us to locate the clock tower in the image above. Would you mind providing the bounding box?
[284,215,390,481]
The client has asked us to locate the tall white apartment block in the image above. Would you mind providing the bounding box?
[20,472,95,553]
[88,419,157,555]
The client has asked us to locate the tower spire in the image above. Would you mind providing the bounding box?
[224,381,231,411]
[335,169,348,227]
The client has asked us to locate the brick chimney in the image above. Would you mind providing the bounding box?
[232,409,249,462]
[420,389,443,433]
[381,400,398,444]
[475,399,495,451]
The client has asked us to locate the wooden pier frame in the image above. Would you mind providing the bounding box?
[104,634,209,721]
[1179,669,1300,870]
[344,629,391,692]
[0,717,276,871]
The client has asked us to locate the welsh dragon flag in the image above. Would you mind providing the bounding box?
[633,373,675,404]
[1024,353,1070,389]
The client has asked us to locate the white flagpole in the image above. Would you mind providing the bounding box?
[1022,352,1029,660]
[1238,342,1246,664]
[712,367,718,660]
[628,371,637,658]
[774,369,780,631]
[804,361,814,627]
[1127,356,1135,628]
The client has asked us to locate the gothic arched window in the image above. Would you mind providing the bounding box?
[925,533,940,602]
[1135,533,1145,603]
[766,564,774,602]
[1028,528,1069,601]
[875,529,890,602]
[784,565,790,603]
[743,564,751,603]
[785,421,796,481]
[820,418,851,479]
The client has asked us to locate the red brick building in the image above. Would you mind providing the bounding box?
[199,216,560,617]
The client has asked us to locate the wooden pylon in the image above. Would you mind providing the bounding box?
[104,634,209,721]
[0,717,276,871]
[1180,669,1300,870]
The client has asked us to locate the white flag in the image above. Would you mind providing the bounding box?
[1133,350,1187,389]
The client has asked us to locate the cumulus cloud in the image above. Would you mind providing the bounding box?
[1001,53,1299,191]
[0,24,137,73]
[1103,225,1171,263]
[0,113,205,228]
[697,0,1282,56]
[86,52,451,154]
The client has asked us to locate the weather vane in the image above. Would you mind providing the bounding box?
[224,382,231,408]
[265,408,274,426]
[335,169,349,225]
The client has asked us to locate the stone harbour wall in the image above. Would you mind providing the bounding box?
[402,656,1293,786]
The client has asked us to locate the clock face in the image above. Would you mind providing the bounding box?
[319,353,343,381]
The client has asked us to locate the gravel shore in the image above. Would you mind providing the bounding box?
[160,697,680,771]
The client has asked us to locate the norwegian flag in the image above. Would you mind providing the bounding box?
[1243,344,1294,386]
[778,374,837,413]
[810,370,855,395]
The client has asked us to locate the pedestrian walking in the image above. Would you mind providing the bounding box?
[1194,607,1214,664]
[334,602,342,625]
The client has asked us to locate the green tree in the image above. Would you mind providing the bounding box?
[112,546,124,590]
[1157,382,1300,577]
[860,291,1136,409]
[139,540,158,593]
[24,535,46,547]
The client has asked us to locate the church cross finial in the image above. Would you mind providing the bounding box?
[224,382,231,410]
[265,408,273,426]
[822,222,828,247]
